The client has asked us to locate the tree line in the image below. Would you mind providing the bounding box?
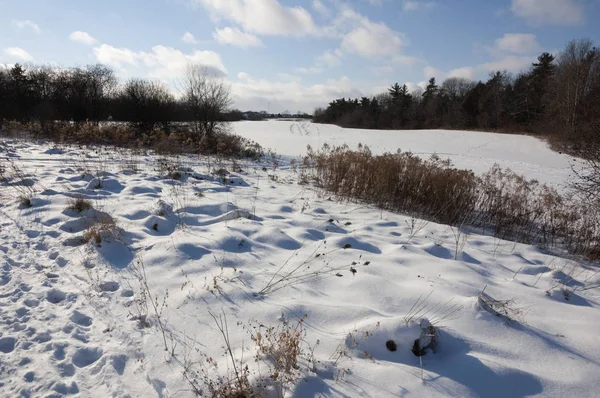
[0,63,242,136]
[314,39,600,149]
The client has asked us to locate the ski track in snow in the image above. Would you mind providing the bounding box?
[1,126,599,397]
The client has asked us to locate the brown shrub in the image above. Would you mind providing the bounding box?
[66,196,94,213]
[83,213,118,245]
[3,121,263,160]
[306,144,600,261]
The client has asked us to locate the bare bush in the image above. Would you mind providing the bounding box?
[83,213,118,245]
[183,310,262,398]
[250,314,309,383]
[66,196,93,213]
[305,144,600,261]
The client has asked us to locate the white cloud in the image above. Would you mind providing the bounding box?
[447,66,476,80]
[11,20,40,33]
[494,33,541,54]
[69,31,98,45]
[424,66,440,79]
[4,47,34,62]
[192,0,318,36]
[93,44,227,79]
[93,44,138,68]
[213,27,263,48]
[480,55,536,73]
[317,49,343,67]
[312,0,329,15]
[232,72,363,113]
[405,81,428,92]
[340,16,404,57]
[511,0,584,26]
[403,1,436,11]
[181,32,198,44]
[423,55,535,84]
[296,66,323,74]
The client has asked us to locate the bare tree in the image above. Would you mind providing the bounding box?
[180,64,231,148]
[552,39,600,135]
[441,77,476,99]
[117,79,174,132]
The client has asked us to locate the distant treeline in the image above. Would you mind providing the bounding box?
[0,63,256,130]
[314,39,600,149]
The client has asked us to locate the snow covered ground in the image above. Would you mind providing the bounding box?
[0,129,599,398]
[233,120,573,188]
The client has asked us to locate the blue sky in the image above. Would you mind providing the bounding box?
[1,0,599,113]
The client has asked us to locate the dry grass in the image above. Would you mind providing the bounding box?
[305,144,600,261]
[183,310,263,398]
[83,213,118,245]
[66,196,94,213]
[251,314,307,382]
[3,121,264,159]
[183,313,318,398]
[478,290,527,323]
[18,194,32,208]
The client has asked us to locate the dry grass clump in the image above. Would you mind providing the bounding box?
[478,290,526,323]
[305,144,600,261]
[183,312,318,398]
[183,311,263,398]
[18,194,32,208]
[4,121,263,159]
[66,196,94,213]
[83,213,118,245]
[250,314,308,382]
[307,144,477,225]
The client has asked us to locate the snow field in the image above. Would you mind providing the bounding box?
[0,128,598,397]
[232,120,574,188]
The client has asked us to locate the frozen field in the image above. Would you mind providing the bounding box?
[233,121,573,188]
[0,131,598,398]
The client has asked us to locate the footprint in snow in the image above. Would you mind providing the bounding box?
[0,336,16,353]
[100,281,120,292]
[46,289,67,304]
[70,310,93,327]
[72,347,103,368]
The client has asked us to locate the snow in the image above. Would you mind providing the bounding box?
[0,126,599,398]
[233,120,573,188]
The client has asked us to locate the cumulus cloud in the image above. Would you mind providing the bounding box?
[511,0,584,26]
[479,55,536,73]
[4,47,34,62]
[341,20,403,57]
[423,54,535,83]
[69,31,98,45]
[192,0,318,36]
[232,72,364,113]
[312,0,329,15]
[181,32,198,44]
[317,49,343,67]
[11,20,40,33]
[324,9,404,58]
[93,44,227,79]
[93,44,138,67]
[213,27,263,48]
[494,33,541,54]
